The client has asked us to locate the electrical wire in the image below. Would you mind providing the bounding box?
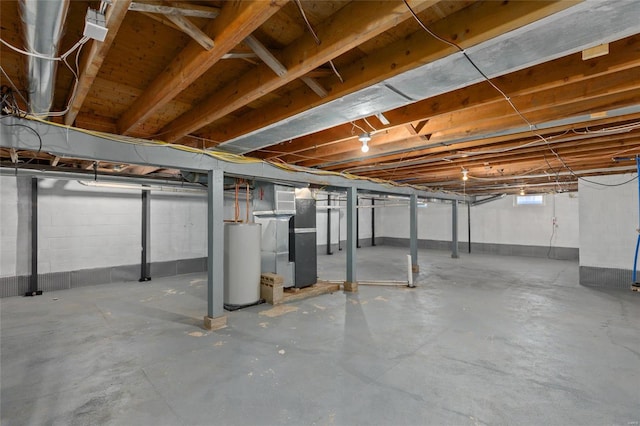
[403,0,637,189]
[1,122,43,165]
[4,115,460,196]
[362,117,377,133]
[1,35,89,117]
[293,0,344,83]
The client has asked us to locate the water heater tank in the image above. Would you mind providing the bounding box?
[224,223,262,307]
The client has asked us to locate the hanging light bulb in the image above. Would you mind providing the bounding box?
[520,188,525,196]
[462,169,468,181]
[359,133,371,153]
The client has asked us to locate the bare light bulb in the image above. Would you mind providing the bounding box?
[520,188,525,196]
[462,169,468,181]
[361,141,370,153]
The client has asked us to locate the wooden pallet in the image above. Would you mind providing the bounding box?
[282,282,341,303]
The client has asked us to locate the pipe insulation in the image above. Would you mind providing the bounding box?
[20,0,70,115]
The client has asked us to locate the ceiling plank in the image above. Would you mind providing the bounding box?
[64,0,132,126]
[208,0,579,145]
[165,14,215,50]
[159,0,440,143]
[118,0,286,135]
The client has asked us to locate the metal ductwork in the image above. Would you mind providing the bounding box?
[20,0,70,115]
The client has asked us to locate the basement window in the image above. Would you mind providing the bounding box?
[515,195,544,206]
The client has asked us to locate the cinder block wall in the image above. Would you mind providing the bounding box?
[375,193,580,260]
[579,174,638,288]
[0,176,209,296]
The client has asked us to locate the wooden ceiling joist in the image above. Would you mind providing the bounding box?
[118,0,286,135]
[206,0,578,145]
[158,0,440,143]
[165,14,214,50]
[64,0,132,126]
[128,2,220,19]
[255,35,640,161]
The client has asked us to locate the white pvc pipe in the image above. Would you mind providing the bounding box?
[407,254,414,287]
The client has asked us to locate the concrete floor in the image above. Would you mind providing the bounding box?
[1,246,639,425]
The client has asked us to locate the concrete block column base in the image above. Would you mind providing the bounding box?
[343,281,358,293]
[203,315,228,331]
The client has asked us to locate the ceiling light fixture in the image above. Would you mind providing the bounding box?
[462,169,468,181]
[520,188,526,196]
[359,133,371,153]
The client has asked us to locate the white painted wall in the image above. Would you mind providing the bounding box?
[1,176,212,277]
[378,193,579,248]
[150,193,207,262]
[0,176,30,277]
[38,179,141,274]
[579,174,637,269]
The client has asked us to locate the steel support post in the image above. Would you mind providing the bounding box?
[205,169,227,329]
[371,198,376,246]
[452,200,459,259]
[356,197,361,248]
[345,186,358,291]
[140,189,151,281]
[27,177,41,296]
[467,202,471,254]
[326,194,333,255]
[410,194,419,273]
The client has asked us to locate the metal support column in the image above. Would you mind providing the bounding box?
[452,200,459,259]
[205,169,227,329]
[326,194,333,255]
[139,189,151,281]
[27,177,41,296]
[410,194,419,273]
[345,186,358,291]
[356,197,361,248]
[371,198,376,246]
[467,202,471,254]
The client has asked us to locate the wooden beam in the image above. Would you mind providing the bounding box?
[9,148,18,163]
[128,2,220,19]
[244,35,287,77]
[165,14,214,50]
[317,113,640,172]
[118,0,286,135]
[206,0,579,145]
[159,0,440,142]
[139,11,182,31]
[64,0,132,126]
[301,76,328,98]
[255,38,640,161]
[50,156,60,167]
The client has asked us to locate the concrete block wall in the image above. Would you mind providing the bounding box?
[38,179,141,273]
[0,176,31,277]
[151,192,207,263]
[377,193,579,260]
[0,176,209,297]
[579,174,638,288]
